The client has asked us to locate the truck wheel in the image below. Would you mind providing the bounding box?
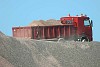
[58,38,65,42]
[81,38,89,42]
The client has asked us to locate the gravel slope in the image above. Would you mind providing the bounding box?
[0,31,100,67]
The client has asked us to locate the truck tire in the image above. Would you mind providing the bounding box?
[58,38,65,42]
[81,37,89,42]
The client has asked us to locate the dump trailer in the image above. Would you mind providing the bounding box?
[12,14,93,42]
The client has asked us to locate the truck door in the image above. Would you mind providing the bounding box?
[84,19,92,41]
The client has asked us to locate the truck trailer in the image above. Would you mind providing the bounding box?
[12,14,93,42]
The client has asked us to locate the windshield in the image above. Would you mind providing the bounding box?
[84,20,90,26]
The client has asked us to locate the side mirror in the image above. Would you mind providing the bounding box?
[90,20,93,27]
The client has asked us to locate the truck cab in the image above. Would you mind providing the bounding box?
[60,14,93,41]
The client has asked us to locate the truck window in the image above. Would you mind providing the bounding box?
[84,20,90,26]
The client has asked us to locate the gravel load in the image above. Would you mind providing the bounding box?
[28,19,62,26]
[0,31,100,67]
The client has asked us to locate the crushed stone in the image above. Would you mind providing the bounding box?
[0,31,100,67]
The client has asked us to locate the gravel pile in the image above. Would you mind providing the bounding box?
[0,31,5,37]
[0,31,100,67]
[28,19,62,26]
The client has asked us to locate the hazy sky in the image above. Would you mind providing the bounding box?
[0,0,100,41]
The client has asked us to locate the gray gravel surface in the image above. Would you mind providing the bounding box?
[0,31,100,67]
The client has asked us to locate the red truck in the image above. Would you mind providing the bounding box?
[12,14,93,42]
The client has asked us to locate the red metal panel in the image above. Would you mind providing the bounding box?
[33,27,36,39]
[39,27,43,39]
[50,27,53,38]
[64,26,66,37]
[54,27,57,38]
[57,26,60,38]
[47,27,50,38]
[17,28,20,37]
[52,27,55,38]
[68,26,71,37]
[42,27,45,39]
[44,27,47,39]
[12,27,32,39]
[12,25,74,39]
